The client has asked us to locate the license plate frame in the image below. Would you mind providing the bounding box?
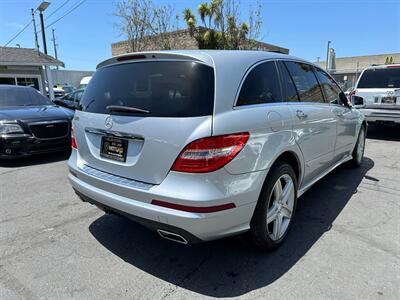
[100,136,128,162]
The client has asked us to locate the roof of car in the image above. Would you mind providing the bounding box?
[97,50,307,69]
[365,63,400,70]
[0,84,32,90]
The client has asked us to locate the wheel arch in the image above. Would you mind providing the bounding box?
[269,150,302,185]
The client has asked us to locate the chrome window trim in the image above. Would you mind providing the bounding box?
[84,127,144,141]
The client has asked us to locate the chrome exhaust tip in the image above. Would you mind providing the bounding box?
[157,229,188,244]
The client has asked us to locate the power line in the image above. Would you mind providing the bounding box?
[45,0,71,20]
[44,0,87,30]
[3,20,32,47]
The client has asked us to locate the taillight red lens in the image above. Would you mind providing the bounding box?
[171,132,249,173]
[71,128,77,149]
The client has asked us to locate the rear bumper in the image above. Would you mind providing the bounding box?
[359,108,400,124]
[0,135,70,159]
[68,150,266,242]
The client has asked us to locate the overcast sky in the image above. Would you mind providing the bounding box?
[1,0,399,70]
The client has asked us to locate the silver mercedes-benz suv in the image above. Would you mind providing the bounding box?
[68,50,366,250]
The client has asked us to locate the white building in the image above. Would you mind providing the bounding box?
[0,46,64,95]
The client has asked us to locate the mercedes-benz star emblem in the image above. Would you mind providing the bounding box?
[105,116,113,129]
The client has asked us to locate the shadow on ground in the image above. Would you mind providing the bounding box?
[0,150,70,168]
[89,157,374,297]
[367,123,400,141]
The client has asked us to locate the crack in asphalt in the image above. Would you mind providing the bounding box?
[0,209,100,261]
[0,265,39,300]
[161,251,213,299]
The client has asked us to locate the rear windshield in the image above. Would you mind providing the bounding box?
[358,67,400,88]
[0,87,51,107]
[80,61,215,117]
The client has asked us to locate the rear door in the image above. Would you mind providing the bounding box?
[278,61,337,186]
[74,60,215,185]
[315,68,358,161]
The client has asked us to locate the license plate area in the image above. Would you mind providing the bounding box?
[100,136,128,162]
[381,97,397,104]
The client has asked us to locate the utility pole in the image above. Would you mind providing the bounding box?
[31,8,39,53]
[325,40,331,71]
[51,29,59,70]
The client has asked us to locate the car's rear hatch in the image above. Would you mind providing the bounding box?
[73,58,215,185]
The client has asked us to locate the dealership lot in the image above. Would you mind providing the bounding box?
[0,125,399,300]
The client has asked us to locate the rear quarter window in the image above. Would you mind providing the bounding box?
[236,61,282,106]
[80,61,215,117]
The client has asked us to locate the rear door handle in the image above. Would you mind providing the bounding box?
[296,110,308,119]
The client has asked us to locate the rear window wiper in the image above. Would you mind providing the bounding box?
[106,105,150,115]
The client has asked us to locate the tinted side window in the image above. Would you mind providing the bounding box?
[284,62,325,103]
[315,68,341,104]
[278,61,300,102]
[237,61,282,106]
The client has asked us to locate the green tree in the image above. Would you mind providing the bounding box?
[183,0,262,50]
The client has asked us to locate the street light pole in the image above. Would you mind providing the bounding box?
[39,11,47,54]
[325,40,331,71]
[36,2,53,99]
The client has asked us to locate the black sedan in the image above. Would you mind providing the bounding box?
[53,89,84,110]
[0,85,74,158]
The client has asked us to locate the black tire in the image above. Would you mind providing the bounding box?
[249,162,298,251]
[350,125,366,168]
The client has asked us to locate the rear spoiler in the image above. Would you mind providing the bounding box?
[97,51,212,69]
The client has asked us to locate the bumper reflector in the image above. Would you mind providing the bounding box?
[151,199,236,213]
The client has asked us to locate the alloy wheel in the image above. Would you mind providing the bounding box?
[266,174,295,241]
[357,129,365,163]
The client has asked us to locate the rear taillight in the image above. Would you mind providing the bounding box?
[171,132,249,173]
[71,127,77,149]
[349,90,356,103]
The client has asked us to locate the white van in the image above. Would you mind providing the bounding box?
[351,64,400,124]
[78,76,92,90]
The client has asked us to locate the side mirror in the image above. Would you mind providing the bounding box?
[352,96,365,108]
[339,92,351,107]
[53,99,62,106]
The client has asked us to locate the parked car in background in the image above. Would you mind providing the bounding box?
[351,64,400,125]
[78,76,92,90]
[55,84,75,94]
[46,86,65,99]
[53,89,84,110]
[0,85,73,158]
[68,51,366,250]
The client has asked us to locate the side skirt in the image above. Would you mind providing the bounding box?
[297,155,352,197]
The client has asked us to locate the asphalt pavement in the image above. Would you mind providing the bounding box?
[1,124,399,299]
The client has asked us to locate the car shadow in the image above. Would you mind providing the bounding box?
[367,123,400,141]
[0,150,70,168]
[89,157,374,297]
